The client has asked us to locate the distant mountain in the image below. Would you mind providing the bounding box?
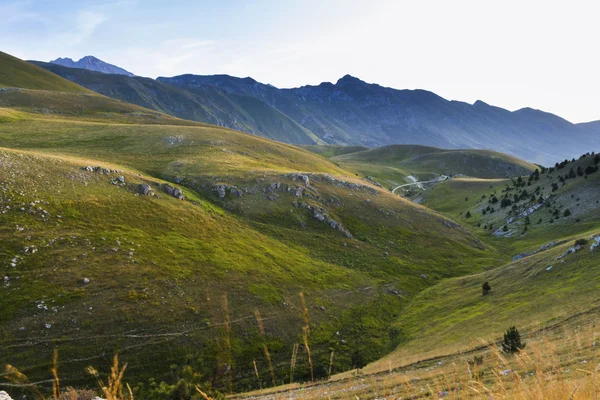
[50,55,135,77]
[30,61,322,145]
[32,60,599,165]
[160,74,599,165]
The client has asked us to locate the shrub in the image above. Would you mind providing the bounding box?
[575,238,588,247]
[502,326,525,354]
[351,349,367,373]
[563,209,571,217]
[465,211,472,218]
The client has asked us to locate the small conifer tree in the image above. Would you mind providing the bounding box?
[482,281,491,296]
[502,326,525,353]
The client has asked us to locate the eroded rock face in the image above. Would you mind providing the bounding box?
[162,184,184,200]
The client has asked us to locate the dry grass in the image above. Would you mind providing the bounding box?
[234,312,600,399]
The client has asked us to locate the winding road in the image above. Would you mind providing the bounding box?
[392,175,449,194]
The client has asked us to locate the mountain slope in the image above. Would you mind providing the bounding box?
[32,60,600,164]
[30,62,323,145]
[1,51,496,392]
[0,51,92,93]
[159,74,600,165]
[50,55,135,76]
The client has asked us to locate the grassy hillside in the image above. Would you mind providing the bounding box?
[0,51,92,93]
[298,144,369,158]
[0,52,500,394]
[382,230,600,369]
[333,145,537,187]
[421,153,600,255]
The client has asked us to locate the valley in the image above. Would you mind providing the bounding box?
[0,48,599,400]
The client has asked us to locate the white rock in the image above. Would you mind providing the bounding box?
[83,277,90,284]
[0,390,13,400]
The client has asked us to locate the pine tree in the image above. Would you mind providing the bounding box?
[502,326,525,353]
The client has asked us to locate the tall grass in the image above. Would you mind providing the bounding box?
[254,310,276,387]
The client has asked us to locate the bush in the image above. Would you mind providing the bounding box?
[351,349,367,373]
[502,326,525,354]
[563,209,571,217]
[465,211,472,218]
[575,238,588,247]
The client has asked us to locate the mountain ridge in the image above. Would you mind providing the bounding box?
[50,55,135,77]
[31,59,600,165]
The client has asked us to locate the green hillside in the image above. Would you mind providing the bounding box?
[298,144,369,158]
[0,51,92,93]
[379,230,600,371]
[332,145,537,188]
[421,154,600,255]
[0,52,497,394]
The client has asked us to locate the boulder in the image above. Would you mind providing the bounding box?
[215,185,227,199]
[162,184,185,200]
[138,183,152,196]
[117,176,125,183]
[229,186,243,197]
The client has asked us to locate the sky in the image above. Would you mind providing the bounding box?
[1,0,599,123]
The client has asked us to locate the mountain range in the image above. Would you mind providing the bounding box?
[33,57,600,165]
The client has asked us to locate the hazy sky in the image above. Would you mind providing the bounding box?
[2,0,599,122]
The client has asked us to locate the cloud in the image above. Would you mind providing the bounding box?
[72,10,107,45]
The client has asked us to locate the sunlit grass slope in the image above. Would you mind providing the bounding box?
[0,51,93,93]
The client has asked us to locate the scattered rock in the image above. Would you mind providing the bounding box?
[117,176,125,183]
[215,185,227,199]
[512,240,566,261]
[556,245,582,260]
[590,234,600,252]
[83,277,90,284]
[215,184,242,199]
[138,183,152,196]
[162,184,184,200]
[420,274,428,279]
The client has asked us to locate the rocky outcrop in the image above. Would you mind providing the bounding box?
[556,245,582,260]
[306,205,352,238]
[590,234,600,251]
[512,240,567,261]
[162,184,184,200]
[138,183,152,196]
[215,184,243,199]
